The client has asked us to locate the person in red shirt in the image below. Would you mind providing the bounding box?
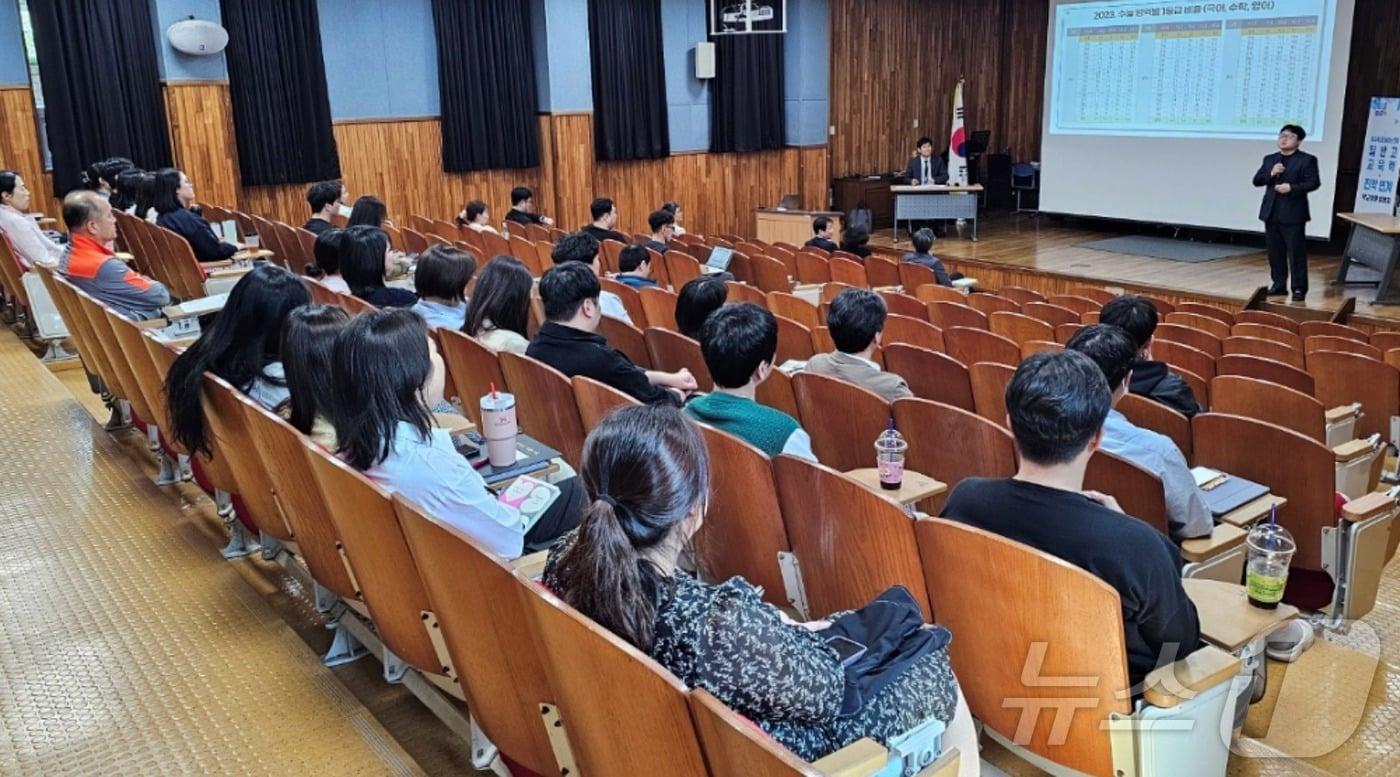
[59,191,170,320]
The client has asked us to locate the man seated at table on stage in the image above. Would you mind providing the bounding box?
[804,216,838,253]
[1066,325,1213,542]
[1098,295,1202,418]
[904,136,948,186]
[805,288,913,402]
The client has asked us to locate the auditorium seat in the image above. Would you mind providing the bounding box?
[865,255,901,287]
[1118,392,1192,463]
[772,316,816,365]
[403,227,430,256]
[1298,320,1366,342]
[518,578,710,777]
[926,301,988,331]
[643,327,713,392]
[639,286,679,331]
[916,518,1238,777]
[1304,335,1382,361]
[883,343,975,411]
[1068,286,1117,305]
[597,315,651,368]
[1174,302,1235,325]
[664,250,703,288]
[1022,301,1079,328]
[878,290,928,319]
[1367,330,1400,352]
[756,367,802,422]
[1143,295,1176,316]
[794,251,831,284]
[998,285,1046,305]
[821,281,858,303]
[1084,450,1171,536]
[944,326,1020,367]
[1155,322,1223,357]
[1216,353,1314,395]
[498,351,587,467]
[1045,294,1102,316]
[304,277,342,308]
[340,292,378,316]
[1021,340,1063,358]
[1307,350,1399,440]
[893,397,1015,514]
[774,455,931,619]
[598,277,647,326]
[693,424,796,609]
[898,262,940,293]
[726,281,767,307]
[828,256,867,287]
[572,375,642,430]
[1054,322,1084,343]
[202,373,294,543]
[988,310,1054,346]
[1231,323,1303,350]
[968,362,1015,427]
[1222,335,1305,370]
[792,372,891,471]
[767,291,821,330]
[1235,309,1299,333]
[1167,312,1232,341]
[967,292,1021,317]
[1154,339,1217,380]
[912,283,967,305]
[750,254,792,294]
[1175,366,1211,409]
[598,239,625,274]
[882,313,945,352]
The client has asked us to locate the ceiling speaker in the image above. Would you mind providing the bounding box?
[167,19,229,56]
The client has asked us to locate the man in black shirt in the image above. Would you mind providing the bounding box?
[805,216,838,252]
[1099,295,1202,418]
[527,262,694,405]
[303,180,346,236]
[644,208,674,254]
[581,197,629,244]
[503,185,555,227]
[940,350,1200,690]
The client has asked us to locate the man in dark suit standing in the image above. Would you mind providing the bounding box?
[1253,124,1321,301]
[903,136,948,185]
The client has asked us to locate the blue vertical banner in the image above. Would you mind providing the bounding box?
[1355,97,1400,215]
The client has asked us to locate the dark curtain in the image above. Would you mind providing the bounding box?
[221,0,340,185]
[709,30,786,153]
[432,0,540,171]
[588,0,670,161]
[28,0,172,195]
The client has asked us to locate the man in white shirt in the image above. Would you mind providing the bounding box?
[1066,324,1213,542]
[0,171,65,269]
[549,231,634,325]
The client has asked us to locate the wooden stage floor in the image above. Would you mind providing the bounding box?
[868,214,1400,325]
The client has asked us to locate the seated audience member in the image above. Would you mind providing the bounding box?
[58,191,170,320]
[411,245,476,329]
[805,216,838,252]
[303,180,347,235]
[306,228,350,293]
[457,199,499,234]
[1098,295,1203,418]
[464,256,533,354]
[113,167,146,215]
[346,195,389,229]
[333,308,583,556]
[687,304,816,460]
[839,224,872,259]
[940,350,1200,689]
[341,225,417,308]
[545,405,975,762]
[504,185,554,227]
[644,209,675,254]
[281,304,351,449]
[82,157,135,206]
[1065,325,1213,541]
[550,231,633,324]
[616,245,658,289]
[806,288,912,402]
[581,197,628,244]
[0,170,65,269]
[153,168,238,263]
[528,262,693,405]
[660,200,687,236]
[900,228,952,286]
[675,275,728,340]
[132,171,159,222]
[165,264,310,456]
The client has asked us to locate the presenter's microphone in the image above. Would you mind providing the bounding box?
[1271,156,1287,181]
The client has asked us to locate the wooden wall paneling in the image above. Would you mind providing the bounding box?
[998,0,1049,163]
[164,82,240,210]
[0,86,55,213]
[798,145,830,210]
[545,113,596,232]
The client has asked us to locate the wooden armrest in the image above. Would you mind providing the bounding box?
[1217,494,1286,528]
[431,412,476,434]
[1342,492,1396,523]
[201,259,235,269]
[872,285,900,293]
[1142,645,1240,709]
[1324,403,1362,423]
[1183,578,1298,651]
[1332,438,1375,463]
[915,747,960,777]
[133,318,168,330]
[206,266,252,279]
[510,550,549,580]
[811,738,888,776]
[1179,523,1246,563]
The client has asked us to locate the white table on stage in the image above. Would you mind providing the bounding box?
[891,184,985,242]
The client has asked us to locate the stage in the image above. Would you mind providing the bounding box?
[866,214,1400,328]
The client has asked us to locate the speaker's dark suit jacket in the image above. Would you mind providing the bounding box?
[904,154,948,185]
[1253,150,1320,224]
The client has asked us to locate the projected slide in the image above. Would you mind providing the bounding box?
[1048,0,1337,140]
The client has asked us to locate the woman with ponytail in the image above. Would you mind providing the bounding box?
[544,406,977,767]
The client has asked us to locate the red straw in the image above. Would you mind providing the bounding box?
[490,381,498,400]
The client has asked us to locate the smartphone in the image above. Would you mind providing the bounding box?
[824,635,867,668]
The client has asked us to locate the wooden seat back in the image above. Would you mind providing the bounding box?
[1307,350,1399,440]
[1021,301,1079,328]
[767,291,820,329]
[883,343,974,410]
[1175,301,1234,325]
[694,424,792,606]
[689,689,829,776]
[74,291,136,404]
[395,496,561,775]
[967,292,1020,317]
[998,285,1046,305]
[925,301,988,331]
[756,367,802,421]
[1068,286,1117,304]
[820,281,857,303]
[304,277,342,307]
[1155,322,1223,357]
[773,315,816,365]
[644,327,713,391]
[1021,340,1062,358]
[480,229,513,262]
[945,326,1020,367]
[664,251,702,287]
[1210,375,1323,441]
[37,269,95,376]
[1055,322,1084,344]
[519,579,709,777]
[275,221,306,267]
[1300,320,1367,342]
[437,329,508,428]
[498,351,587,467]
[639,286,679,331]
[303,443,441,672]
[1118,393,1192,462]
[572,375,642,430]
[203,374,292,540]
[1084,450,1170,535]
[0,234,28,308]
[828,256,867,287]
[774,456,931,618]
[1045,294,1101,316]
[794,251,831,284]
[865,255,901,287]
[893,398,1015,512]
[1216,353,1314,395]
[1223,335,1305,370]
[915,518,1129,776]
[98,306,158,426]
[968,362,1016,426]
[1236,309,1299,333]
[1192,414,1334,571]
[157,226,210,300]
[878,290,928,319]
[912,282,965,305]
[792,372,891,471]
[750,254,792,293]
[882,313,945,352]
[898,261,939,292]
[140,332,189,456]
[1232,322,1302,350]
[1166,312,1232,340]
[1303,335,1382,361]
[988,310,1054,346]
[597,315,652,368]
[598,277,646,327]
[725,280,767,307]
[1153,338,1216,380]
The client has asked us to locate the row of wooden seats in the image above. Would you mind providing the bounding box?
[112,210,246,301]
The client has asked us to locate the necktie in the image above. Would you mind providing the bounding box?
[923,159,929,184]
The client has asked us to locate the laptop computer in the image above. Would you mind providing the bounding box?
[701,245,736,275]
[777,193,800,210]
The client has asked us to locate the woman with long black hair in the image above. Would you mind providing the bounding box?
[340,225,417,308]
[152,167,238,262]
[462,256,532,353]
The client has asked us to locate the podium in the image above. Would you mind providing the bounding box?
[1336,212,1400,304]
[754,208,843,247]
[890,184,984,242]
